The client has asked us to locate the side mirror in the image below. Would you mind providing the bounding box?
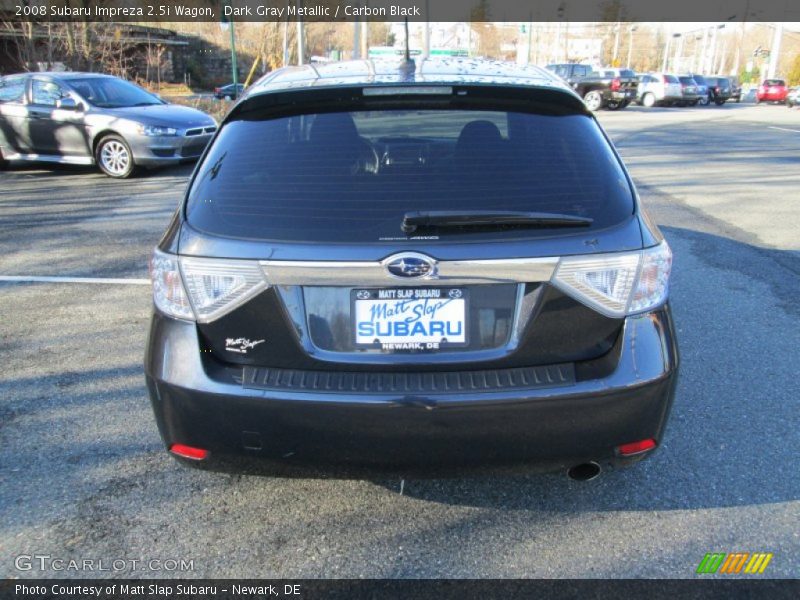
[56,97,79,111]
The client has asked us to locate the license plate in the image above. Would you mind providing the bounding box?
[353,288,467,350]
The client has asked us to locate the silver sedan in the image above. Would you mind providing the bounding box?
[0,72,216,178]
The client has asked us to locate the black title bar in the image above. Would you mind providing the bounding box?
[2,0,800,23]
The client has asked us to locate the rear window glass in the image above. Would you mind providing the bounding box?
[186,109,633,243]
[678,77,695,84]
[618,70,635,78]
[764,79,785,86]
[692,75,707,84]
[664,75,679,83]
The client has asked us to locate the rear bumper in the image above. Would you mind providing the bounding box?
[144,308,679,475]
[758,93,787,101]
[604,90,637,101]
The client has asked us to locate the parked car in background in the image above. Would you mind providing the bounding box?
[0,72,217,178]
[704,76,732,105]
[786,86,800,108]
[145,59,678,476]
[637,73,682,107]
[544,63,593,86]
[214,83,245,100]
[729,76,742,102]
[572,68,638,111]
[688,74,710,105]
[676,75,701,106]
[756,79,788,104]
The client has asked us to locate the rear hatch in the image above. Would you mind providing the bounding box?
[178,85,641,375]
[678,76,698,96]
[663,75,682,97]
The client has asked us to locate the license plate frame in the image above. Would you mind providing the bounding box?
[351,287,469,351]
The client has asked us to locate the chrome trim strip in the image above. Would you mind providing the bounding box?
[260,257,559,286]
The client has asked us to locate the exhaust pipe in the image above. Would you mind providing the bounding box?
[567,461,601,482]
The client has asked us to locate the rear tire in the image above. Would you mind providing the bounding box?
[0,146,7,170]
[583,90,603,111]
[95,135,136,179]
[642,92,656,108]
[698,95,709,106]
[691,99,700,106]
[606,100,624,110]
[714,99,725,106]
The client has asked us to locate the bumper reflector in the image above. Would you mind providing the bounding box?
[169,444,209,461]
[617,438,657,457]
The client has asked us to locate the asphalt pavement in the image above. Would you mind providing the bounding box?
[0,103,798,579]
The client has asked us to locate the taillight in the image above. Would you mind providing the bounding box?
[149,251,193,320]
[715,86,721,93]
[149,249,268,323]
[552,241,672,318]
[610,77,621,91]
[617,439,657,457]
[170,444,209,460]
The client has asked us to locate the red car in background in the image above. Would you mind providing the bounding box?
[757,79,788,103]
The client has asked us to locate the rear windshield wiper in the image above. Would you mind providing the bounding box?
[401,210,593,233]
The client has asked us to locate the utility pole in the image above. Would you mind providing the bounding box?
[227,4,238,97]
[699,28,709,73]
[296,7,304,65]
[767,23,783,79]
[361,19,368,59]
[282,20,289,67]
[707,26,719,73]
[626,25,636,68]
[422,0,430,59]
[661,26,671,72]
[733,0,751,77]
[673,33,683,72]
[353,19,360,59]
[527,15,533,65]
[612,22,620,65]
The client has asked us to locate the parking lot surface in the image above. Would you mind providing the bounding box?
[1,104,798,579]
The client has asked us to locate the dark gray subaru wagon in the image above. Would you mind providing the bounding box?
[145,59,678,479]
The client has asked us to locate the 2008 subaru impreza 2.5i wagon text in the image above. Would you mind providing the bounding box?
[144,58,678,479]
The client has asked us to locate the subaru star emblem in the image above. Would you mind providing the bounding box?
[384,253,437,279]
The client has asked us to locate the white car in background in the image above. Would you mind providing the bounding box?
[637,73,683,107]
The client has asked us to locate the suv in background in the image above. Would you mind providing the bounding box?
[637,73,682,107]
[145,59,678,476]
[705,76,732,105]
[729,76,743,102]
[676,75,701,106]
[688,74,710,105]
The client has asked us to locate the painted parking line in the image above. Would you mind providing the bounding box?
[768,126,800,133]
[0,275,150,285]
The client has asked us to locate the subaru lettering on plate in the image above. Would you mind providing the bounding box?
[353,288,467,350]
